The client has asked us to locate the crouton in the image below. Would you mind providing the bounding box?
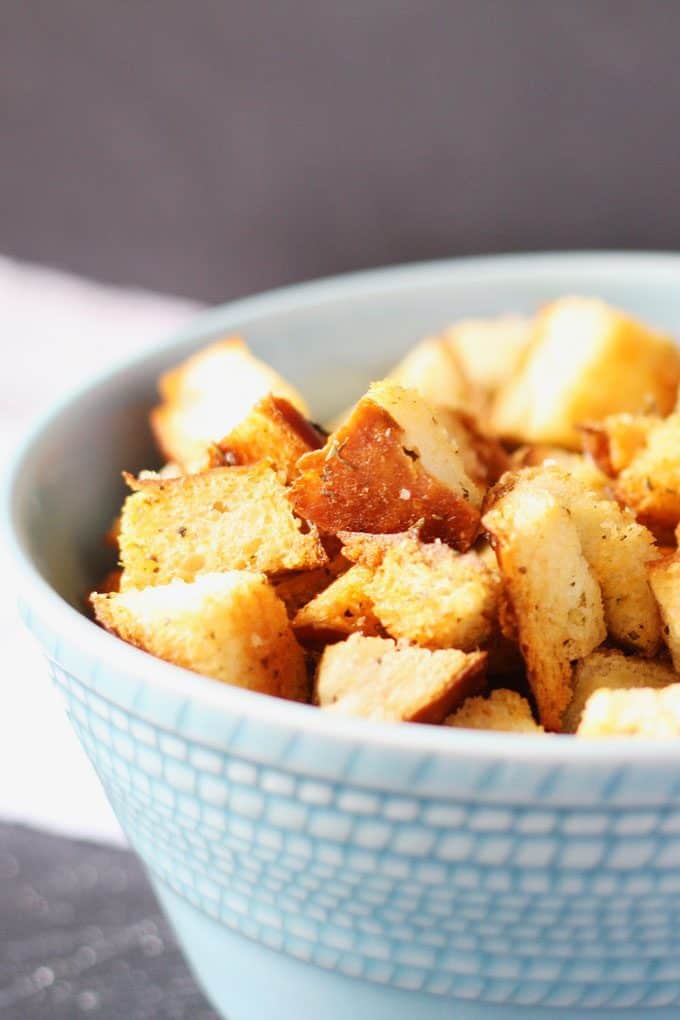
[435,408,510,485]
[613,414,680,534]
[150,336,310,468]
[510,445,609,493]
[97,568,122,595]
[578,683,680,737]
[580,413,661,477]
[291,382,482,550]
[565,648,676,733]
[218,394,325,482]
[345,532,499,651]
[104,515,121,550]
[272,553,350,617]
[315,634,486,723]
[91,571,308,701]
[119,461,327,590]
[445,688,543,733]
[490,298,680,449]
[137,448,225,481]
[649,553,680,671]
[443,316,532,396]
[388,336,482,415]
[483,482,606,730]
[293,564,382,645]
[499,467,662,656]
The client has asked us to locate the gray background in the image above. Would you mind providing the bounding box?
[3,1,680,303]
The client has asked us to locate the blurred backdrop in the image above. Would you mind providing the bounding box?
[3,1,680,303]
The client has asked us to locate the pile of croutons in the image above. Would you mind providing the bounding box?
[92,297,680,737]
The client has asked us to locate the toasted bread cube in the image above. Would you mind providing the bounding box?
[578,684,680,737]
[218,394,324,482]
[565,648,676,733]
[316,634,486,723]
[388,336,482,415]
[96,568,122,595]
[445,688,543,733]
[490,298,680,449]
[291,382,482,551]
[511,445,609,493]
[501,467,662,656]
[346,533,498,651]
[119,461,327,590]
[649,553,680,671]
[580,413,661,477]
[483,483,606,731]
[614,414,680,533]
[443,316,532,395]
[272,554,350,617]
[293,564,381,645]
[91,572,308,701]
[104,515,122,550]
[435,408,509,485]
[151,336,309,468]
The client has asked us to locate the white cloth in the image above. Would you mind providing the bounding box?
[1,256,199,844]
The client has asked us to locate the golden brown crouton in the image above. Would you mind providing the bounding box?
[490,298,680,449]
[291,382,483,550]
[578,683,680,737]
[613,414,680,534]
[565,648,676,733]
[443,316,532,396]
[272,554,350,617]
[218,394,325,482]
[511,445,609,493]
[388,336,482,416]
[97,568,122,595]
[483,482,606,730]
[445,688,543,733]
[347,533,499,651]
[91,571,308,701]
[293,564,381,645]
[580,413,661,477]
[649,553,680,671]
[119,462,327,590]
[499,467,662,656]
[104,515,122,550]
[150,336,310,468]
[435,408,510,485]
[315,634,486,723]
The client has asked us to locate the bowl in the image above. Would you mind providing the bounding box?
[6,253,680,1020]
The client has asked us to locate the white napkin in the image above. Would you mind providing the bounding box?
[1,256,199,844]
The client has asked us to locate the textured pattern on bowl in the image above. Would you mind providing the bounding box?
[8,254,680,1019]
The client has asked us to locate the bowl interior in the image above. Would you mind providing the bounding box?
[11,252,680,615]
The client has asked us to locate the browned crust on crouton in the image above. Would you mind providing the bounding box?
[580,414,662,479]
[119,462,327,589]
[445,688,543,733]
[649,552,680,672]
[293,564,383,646]
[565,647,676,733]
[272,553,350,617]
[92,572,309,702]
[435,408,510,486]
[483,479,606,730]
[315,634,487,723]
[218,395,324,481]
[291,402,480,549]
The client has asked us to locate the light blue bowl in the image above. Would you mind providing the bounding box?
[6,253,680,1020]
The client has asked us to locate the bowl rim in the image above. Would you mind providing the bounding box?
[6,249,680,765]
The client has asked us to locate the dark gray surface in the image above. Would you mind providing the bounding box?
[0,824,218,1020]
[3,2,680,303]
